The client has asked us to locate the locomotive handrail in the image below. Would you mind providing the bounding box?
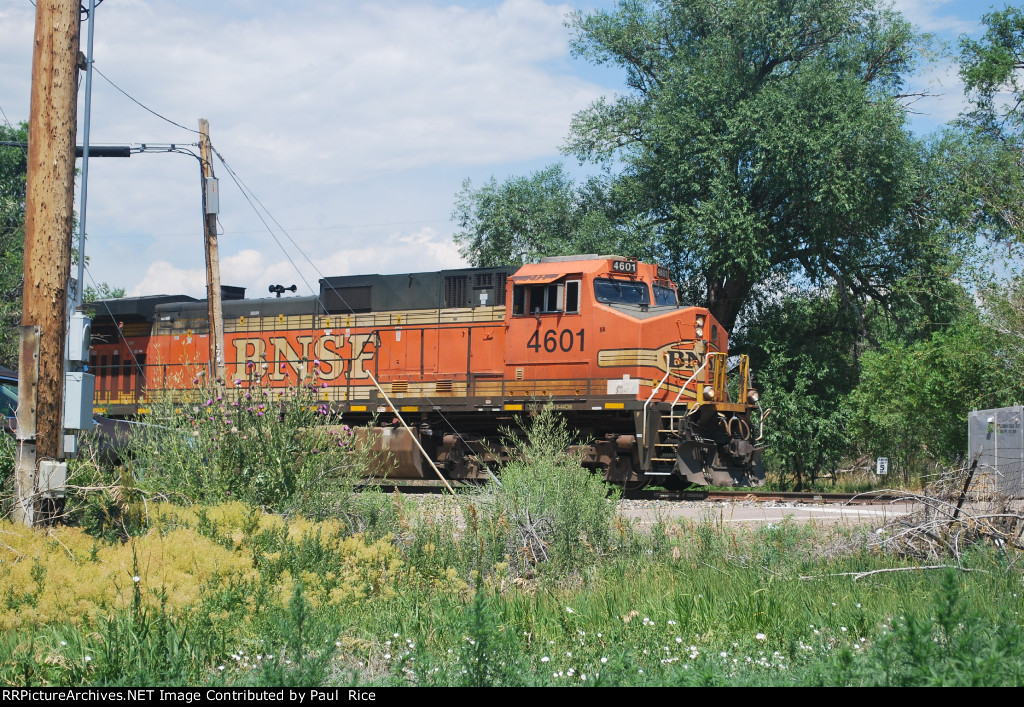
[643,359,673,413]
[640,356,709,468]
[670,359,709,408]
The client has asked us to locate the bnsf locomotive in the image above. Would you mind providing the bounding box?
[88,255,765,487]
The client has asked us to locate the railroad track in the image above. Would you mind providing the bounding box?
[358,481,903,505]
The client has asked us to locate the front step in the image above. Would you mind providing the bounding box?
[648,405,688,470]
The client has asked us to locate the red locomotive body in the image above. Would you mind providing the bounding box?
[89,255,764,487]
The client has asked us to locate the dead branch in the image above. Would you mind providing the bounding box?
[800,565,978,581]
[863,462,1024,562]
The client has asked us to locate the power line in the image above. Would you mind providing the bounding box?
[210,146,491,476]
[82,265,149,391]
[212,150,320,297]
[92,65,200,135]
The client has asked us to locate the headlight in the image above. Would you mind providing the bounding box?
[702,385,716,401]
[695,315,705,327]
[695,326,704,338]
[747,389,759,404]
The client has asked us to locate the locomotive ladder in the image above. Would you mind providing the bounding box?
[648,405,688,474]
[643,359,708,475]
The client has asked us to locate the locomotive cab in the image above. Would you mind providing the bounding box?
[504,255,764,487]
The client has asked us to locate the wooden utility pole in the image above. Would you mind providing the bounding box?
[16,0,81,525]
[198,119,225,383]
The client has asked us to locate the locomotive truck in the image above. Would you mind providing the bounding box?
[88,255,765,488]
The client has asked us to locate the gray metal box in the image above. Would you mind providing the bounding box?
[968,406,1024,496]
[205,177,219,215]
[63,372,95,430]
[38,460,66,497]
[67,311,92,363]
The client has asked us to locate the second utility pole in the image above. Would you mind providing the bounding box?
[198,119,225,384]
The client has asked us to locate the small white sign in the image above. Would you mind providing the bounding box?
[607,376,640,395]
[876,457,889,476]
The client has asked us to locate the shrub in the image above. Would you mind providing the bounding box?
[124,374,366,517]
[479,405,619,576]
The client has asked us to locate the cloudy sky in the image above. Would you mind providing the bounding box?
[0,0,1004,299]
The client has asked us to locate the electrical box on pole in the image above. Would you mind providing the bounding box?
[205,177,219,215]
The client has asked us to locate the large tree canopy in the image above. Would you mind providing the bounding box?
[452,165,629,266]
[0,124,28,368]
[954,6,1024,243]
[560,0,927,332]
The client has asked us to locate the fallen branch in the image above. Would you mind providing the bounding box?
[800,565,979,581]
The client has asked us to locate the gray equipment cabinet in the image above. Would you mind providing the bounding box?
[968,406,1024,497]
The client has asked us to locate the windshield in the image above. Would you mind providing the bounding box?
[0,379,17,417]
[653,285,677,306]
[594,278,650,306]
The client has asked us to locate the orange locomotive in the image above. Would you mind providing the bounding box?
[89,255,765,487]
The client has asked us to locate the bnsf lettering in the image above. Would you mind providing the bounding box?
[527,329,585,353]
[230,334,375,382]
[667,350,701,369]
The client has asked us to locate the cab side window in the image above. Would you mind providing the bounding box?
[532,284,563,313]
[512,280,581,315]
[564,280,580,313]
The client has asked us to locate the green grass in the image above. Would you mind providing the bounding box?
[1,512,1021,686]
[2,405,1021,686]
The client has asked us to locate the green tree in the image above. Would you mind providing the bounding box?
[960,5,1024,134]
[0,124,28,368]
[847,314,1023,478]
[953,6,1024,245]
[84,283,126,303]
[0,122,125,369]
[736,288,860,487]
[735,268,974,486]
[452,164,632,267]
[560,0,929,332]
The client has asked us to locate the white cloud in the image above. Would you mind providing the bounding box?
[3,0,1001,298]
[3,1,604,296]
[128,260,207,298]
[128,227,468,298]
[81,0,595,183]
[890,0,979,36]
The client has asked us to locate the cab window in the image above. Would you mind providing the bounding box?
[512,280,581,315]
[564,280,580,314]
[594,278,650,306]
[653,284,677,306]
[530,284,562,313]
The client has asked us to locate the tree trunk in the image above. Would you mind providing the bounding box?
[705,271,751,334]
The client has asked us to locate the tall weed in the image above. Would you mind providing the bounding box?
[124,374,366,517]
[477,405,619,576]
